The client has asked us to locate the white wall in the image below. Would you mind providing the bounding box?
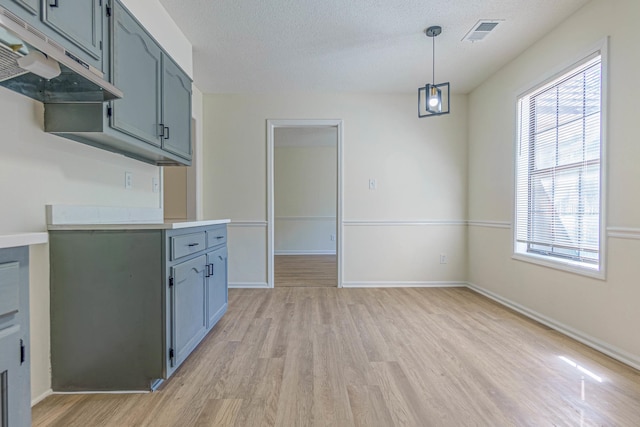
[203,93,468,287]
[468,0,640,366]
[0,0,191,403]
[275,130,337,254]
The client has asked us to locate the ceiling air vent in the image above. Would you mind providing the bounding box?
[462,20,502,42]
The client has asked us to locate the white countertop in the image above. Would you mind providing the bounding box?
[0,232,49,249]
[47,219,231,231]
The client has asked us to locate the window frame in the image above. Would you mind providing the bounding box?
[512,38,608,280]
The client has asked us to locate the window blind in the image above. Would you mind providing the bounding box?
[515,55,602,266]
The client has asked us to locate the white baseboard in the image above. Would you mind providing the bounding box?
[229,282,270,289]
[342,281,467,288]
[466,282,640,371]
[275,250,336,255]
[31,389,52,407]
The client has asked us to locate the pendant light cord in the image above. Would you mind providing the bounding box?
[432,33,436,85]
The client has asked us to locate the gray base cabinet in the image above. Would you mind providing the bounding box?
[0,247,30,427]
[49,224,228,391]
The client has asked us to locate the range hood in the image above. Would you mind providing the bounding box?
[0,6,122,103]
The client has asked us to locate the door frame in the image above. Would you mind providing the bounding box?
[267,119,344,288]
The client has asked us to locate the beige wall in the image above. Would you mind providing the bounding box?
[468,0,640,366]
[275,135,337,254]
[203,93,468,287]
[0,0,191,402]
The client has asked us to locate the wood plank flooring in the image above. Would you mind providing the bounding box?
[274,255,336,287]
[32,287,640,426]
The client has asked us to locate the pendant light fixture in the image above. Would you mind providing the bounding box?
[418,25,450,118]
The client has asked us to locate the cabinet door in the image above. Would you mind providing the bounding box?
[111,0,162,147]
[41,0,102,60]
[9,0,38,16]
[0,329,26,427]
[206,246,228,330]
[161,55,192,159]
[170,255,206,369]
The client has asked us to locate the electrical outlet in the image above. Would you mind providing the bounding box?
[369,178,377,190]
[440,254,448,264]
[125,172,133,189]
[330,234,336,241]
[152,177,159,193]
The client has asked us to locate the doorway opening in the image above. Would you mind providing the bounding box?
[267,120,344,288]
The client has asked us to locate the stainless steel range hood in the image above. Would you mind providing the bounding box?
[0,6,122,103]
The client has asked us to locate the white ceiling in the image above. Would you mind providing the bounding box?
[159,0,590,94]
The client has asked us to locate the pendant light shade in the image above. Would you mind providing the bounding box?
[418,26,450,118]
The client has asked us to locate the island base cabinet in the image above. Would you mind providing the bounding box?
[49,224,228,391]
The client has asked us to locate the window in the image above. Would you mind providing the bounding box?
[515,52,604,276]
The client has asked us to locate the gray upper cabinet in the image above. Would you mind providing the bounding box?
[10,0,38,16]
[111,2,162,147]
[162,56,192,159]
[41,0,102,64]
[1,0,39,27]
[43,0,192,165]
[1,0,106,72]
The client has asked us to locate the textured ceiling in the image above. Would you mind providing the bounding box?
[159,0,590,94]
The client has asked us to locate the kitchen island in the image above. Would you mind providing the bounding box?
[48,219,229,392]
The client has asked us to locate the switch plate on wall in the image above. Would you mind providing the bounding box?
[125,172,133,189]
[369,178,377,190]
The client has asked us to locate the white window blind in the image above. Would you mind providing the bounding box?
[515,54,602,269]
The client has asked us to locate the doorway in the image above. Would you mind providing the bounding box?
[267,120,344,288]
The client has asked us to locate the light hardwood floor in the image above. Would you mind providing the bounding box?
[274,255,337,287]
[33,287,640,426]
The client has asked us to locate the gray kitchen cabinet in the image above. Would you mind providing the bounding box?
[206,246,228,329]
[111,1,162,146]
[0,247,30,427]
[0,0,105,72]
[41,0,103,65]
[1,0,39,28]
[170,255,206,369]
[49,223,228,391]
[161,55,192,159]
[43,0,193,165]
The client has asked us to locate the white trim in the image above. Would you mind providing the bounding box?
[52,390,149,395]
[267,119,344,289]
[466,282,640,372]
[229,282,270,289]
[31,389,52,407]
[275,250,336,255]
[344,220,466,226]
[342,281,467,288]
[227,221,267,227]
[275,216,336,221]
[511,253,604,280]
[607,227,640,240]
[468,220,511,229]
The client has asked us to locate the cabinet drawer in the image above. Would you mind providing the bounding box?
[0,262,20,318]
[206,228,227,248]
[171,232,206,260]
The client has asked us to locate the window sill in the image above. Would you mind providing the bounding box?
[511,252,605,280]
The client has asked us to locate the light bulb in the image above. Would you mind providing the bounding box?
[428,96,439,107]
